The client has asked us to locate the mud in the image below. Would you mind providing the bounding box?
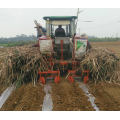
[89,82,120,111]
[50,75,94,111]
[0,82,45,111]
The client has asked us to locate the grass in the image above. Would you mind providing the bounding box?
[0,44,8,47]
[88,38,120,42]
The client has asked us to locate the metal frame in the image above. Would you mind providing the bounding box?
[38,69,60,84]
[68,69,89,84]
[37,33,90,85]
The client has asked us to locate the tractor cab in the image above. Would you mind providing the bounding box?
[43,16,77,60]
[43,16,77,38]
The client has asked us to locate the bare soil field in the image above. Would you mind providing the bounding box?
[50,75,94,111]
[0,82,45,111]
[0,41,120,111]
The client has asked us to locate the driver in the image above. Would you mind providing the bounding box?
[55,25,65,37]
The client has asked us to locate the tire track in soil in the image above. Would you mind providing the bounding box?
[50,76,94,111]
[0,82,45,111]
[89,82,120,111]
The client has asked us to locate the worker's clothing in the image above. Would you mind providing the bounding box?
[55,28,65,37]
[39,26,47,33]
[37,26,47,38]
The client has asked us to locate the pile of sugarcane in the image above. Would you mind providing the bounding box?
[78,47,120,84]
[0,45,49,88]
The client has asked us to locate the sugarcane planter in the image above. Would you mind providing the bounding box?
[35,16,90,84]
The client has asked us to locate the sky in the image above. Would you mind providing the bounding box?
[0,2,120,38]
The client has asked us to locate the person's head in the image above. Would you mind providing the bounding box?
[38,23,42,27]
[58,25,62,28]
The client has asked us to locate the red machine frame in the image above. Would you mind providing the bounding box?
[38,69,60,84]
[68,37,89,83]
[38,37,89,84]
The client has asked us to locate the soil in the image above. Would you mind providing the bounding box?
[88,81,120,111]
[0,82,45,111]
[50,75,94,111]
[0,81,8,96]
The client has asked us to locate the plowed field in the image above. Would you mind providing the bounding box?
[0,42,120,111]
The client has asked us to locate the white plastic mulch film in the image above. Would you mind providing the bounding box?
[75,38,87,59]
[39,39,53,58]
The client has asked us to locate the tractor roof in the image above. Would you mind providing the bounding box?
[43,16,77,20]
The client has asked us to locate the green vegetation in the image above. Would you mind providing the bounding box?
[88,37,120,42]
[0,40,37,47]
[0,37,119,47]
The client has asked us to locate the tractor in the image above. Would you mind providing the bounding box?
[36,16,89,84]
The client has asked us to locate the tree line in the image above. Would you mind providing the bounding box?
[0,34,35,44]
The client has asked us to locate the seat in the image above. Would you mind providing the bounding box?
[55,28,65,37]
